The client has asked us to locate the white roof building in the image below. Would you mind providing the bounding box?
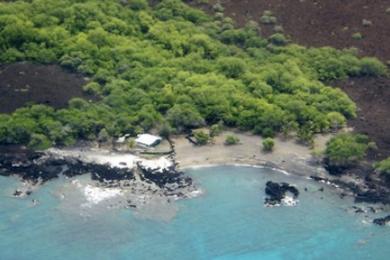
[135,134,162,147]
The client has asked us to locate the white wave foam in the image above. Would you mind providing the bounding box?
[282,195,299,207]
[138,157,173,172]
[83,185,122,205]
[47,148,174,172]
[180,163,291,176]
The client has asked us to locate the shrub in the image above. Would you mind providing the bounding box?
[260,10,277,25]
[359,57,388,76]
[194,131,210,145]
[273,25,284,33]
[217,57,247,78]
[352,32,363,40]
[262,137,275,152]
[128,0,148,10]
[213,3,224,12]
[325,133,372,168]
[326,112,346,131]
[269,33,288,45]
[224,135,240,145]
[158,122,172,138]
[28,134,51,150]
[214,12,224,20]
[128,138,136,149]
[83,82,102,95]
[374,157,390,175]
[167,104,205,132]
[97,128,110,142]
[297,127,314,147]
[210,123,223,137]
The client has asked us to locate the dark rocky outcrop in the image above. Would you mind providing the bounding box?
[0,147,195,200]
[373,215,390,226]
[137,162,193,192]
[264,181,299,206]
[323,158,349,175]
[0,149,135,185]
[309,175,390,205]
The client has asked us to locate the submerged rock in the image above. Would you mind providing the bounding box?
[373,215,390,226]
[264,181,299,207]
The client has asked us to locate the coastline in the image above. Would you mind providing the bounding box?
[172,130,331,178]
[172,130,390,207]
[1,130,390,211]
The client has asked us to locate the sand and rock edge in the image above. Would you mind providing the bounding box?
[0,131,389,224]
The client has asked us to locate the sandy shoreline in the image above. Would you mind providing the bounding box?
[172,130,332,178]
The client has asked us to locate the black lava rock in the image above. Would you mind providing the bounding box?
[373,215,390,226]
[264,181,299,206]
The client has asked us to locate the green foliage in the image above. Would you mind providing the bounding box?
[224,135,240,145]
[167,104,205,131]
[262,137,275,152]
[0,0,386,149]
[127,0,149,11]
[326,112,346,131]
[269,33,288,46]
[359,57,388,76]
[213,3,224,13]
[194,130,209,145]
[83,82,102,95]
[97,128,110,142]
[128,138,136,148]
[352,32,363,40]
[28,133,52,150]
[374,157,390,175]
[210,123,223,137]
[217,57,246,78]
[260,10,277,25]
[325,133,372,167]
[158,122,172,138]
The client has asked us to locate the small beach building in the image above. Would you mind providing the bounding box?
[135,134,162,147]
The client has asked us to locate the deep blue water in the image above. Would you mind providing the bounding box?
[0,166,389,260]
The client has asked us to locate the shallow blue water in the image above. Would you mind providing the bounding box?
[0,166,389,260]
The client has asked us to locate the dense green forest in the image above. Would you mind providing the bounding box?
[0,0,387,149]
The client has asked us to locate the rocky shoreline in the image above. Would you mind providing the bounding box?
[308,174,390,206]
[0,141,389,225]
[0,145,199,209]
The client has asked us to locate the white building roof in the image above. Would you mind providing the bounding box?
[135,134,162,147]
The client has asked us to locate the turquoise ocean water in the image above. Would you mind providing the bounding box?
[0,166,389,260]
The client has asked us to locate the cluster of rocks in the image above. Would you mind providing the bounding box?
[0,147,197,202]
[264,181,300,207]
[137,162,193,197]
